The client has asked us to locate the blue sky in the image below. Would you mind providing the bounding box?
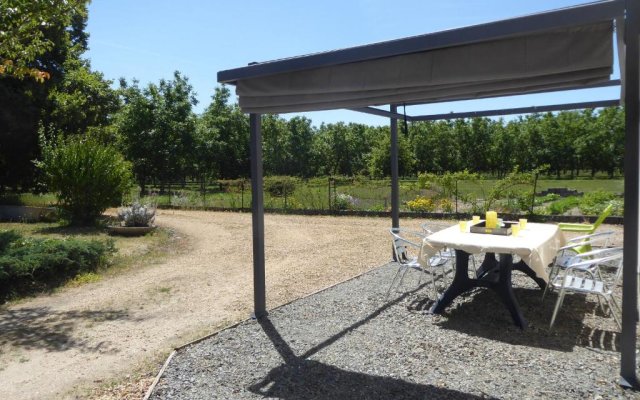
[86,0,620,126]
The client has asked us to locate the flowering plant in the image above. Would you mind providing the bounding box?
[117,201,156,227]
[334,193,359,210]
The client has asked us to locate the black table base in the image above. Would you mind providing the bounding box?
[429,250,546,329]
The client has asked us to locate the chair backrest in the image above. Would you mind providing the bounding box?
[592,203,614,231]
[569,247,623,288]
[568,231,614,254]
[420,223,434,236]
[390,230,409,264]
[389,228,421,264]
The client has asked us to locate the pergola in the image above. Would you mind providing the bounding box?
[218,0,639,387]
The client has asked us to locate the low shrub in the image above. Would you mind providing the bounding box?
[36,133,133,225]
[546,196,580,215]
[439,198,454,213]
[579,191,619,215]
[0,230,21,252]
[407,196,435,212]
[264,176,298,197]
[0,230,114,302]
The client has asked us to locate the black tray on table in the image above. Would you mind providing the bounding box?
[469,221,518,236]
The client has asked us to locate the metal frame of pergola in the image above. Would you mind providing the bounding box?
[218,0,639,388]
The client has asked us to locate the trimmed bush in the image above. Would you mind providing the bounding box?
[36,134,133,225]
[264,176,298,197]
[0,230,114,302]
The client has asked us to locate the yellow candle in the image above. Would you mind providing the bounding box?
[486,211,497,229]
[519,218,527,229]
[472,215,480,224]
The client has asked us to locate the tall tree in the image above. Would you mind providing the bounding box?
[0,0,97,191]
[116,72,197,192]
[196,86,249,179]
[0,0,87,81]
[286,116,316,177]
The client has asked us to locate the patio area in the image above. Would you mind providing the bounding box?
[149,255,634,399]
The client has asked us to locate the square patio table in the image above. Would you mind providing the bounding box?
[420,222,566,329]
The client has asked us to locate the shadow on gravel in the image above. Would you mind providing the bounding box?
[251,316,491,400]
[432,287,601,352]
[0,306,138,352]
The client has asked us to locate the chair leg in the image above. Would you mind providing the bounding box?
[385,265,404,299]
[470,255,477,276]
[396,266,411,292]
[542,265,560,302]
[550,289,566,328]
[605,295,622,330]
[429,267,439,299]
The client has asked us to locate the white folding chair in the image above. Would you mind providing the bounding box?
[548,247,623,329]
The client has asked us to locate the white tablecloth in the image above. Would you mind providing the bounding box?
[420,222,566,282]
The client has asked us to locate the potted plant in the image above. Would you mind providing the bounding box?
[108,201,157,236]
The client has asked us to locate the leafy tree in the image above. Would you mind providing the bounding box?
[196,86,249,179]
[262,114,290,176]
[0,0,112,191]
[45,57,119,137]
[367,127,415,178]
[587,107,624,177]
[0,0,87,81]
[411,120,460,173]
[115,79,155,194]
[286,116,316,177]
[116,72,197,192]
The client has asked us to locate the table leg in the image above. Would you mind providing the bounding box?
[430,251,528,329]
[495,254,527,329]
[430,251,474,314]
[475,252,499,280]
[512,259,547,289]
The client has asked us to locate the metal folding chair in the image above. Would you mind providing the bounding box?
[387,228,451,299]
[548,247,623,329]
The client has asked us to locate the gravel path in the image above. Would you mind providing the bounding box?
[150,243,638,400]
[0,211,403,399]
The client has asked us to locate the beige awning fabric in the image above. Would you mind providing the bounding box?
[236,22,613,114]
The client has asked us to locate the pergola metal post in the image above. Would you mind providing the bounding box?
[250,113,267,319]
[390,104,400,232]
[620,0,640,388]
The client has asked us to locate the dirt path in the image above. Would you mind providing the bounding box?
[0,210,407,400]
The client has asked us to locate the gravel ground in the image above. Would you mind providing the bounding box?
[150,229,639,400]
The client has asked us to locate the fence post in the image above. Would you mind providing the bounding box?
[328,177,332,211]
[241,181,244,210]
[284,181,288,210]
[455,179,458,216]
[530,172,539,215]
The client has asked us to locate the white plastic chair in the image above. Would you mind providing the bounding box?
[387,228,451,299]
[548,247,623,329]
[543,231,614,301]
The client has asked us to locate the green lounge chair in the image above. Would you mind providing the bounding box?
[558,203,613,233]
